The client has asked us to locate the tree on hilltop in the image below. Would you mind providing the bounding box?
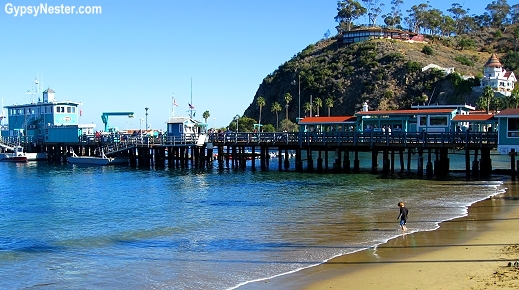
[335,0,367,33]
[362,0,384,26]
[485,0,511,28]
[383,0,403,29]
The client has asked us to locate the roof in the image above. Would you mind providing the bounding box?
[299,116,356,124]
[484,54,502,68]
[357,109,455,116]
[4,100,81,108]
[167,116,194,124]
[43,88,55,93]
[343,27,419,36]
[495,108,519,117]
[452,114,494,121]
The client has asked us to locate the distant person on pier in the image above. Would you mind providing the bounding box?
[397,202,409,231]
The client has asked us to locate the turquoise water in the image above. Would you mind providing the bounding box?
[0,157,507,289]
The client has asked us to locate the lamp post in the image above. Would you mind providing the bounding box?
[145,107,149,132]
[234,114,240,132]
[285,104,289,131]
[292,73,301,122]
[139,118,144,141]
[234,114,239,132]
[297,74,301,122]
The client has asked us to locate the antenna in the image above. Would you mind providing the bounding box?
[26,76,40,103]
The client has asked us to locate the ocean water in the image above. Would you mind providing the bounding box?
[0,153,509,290]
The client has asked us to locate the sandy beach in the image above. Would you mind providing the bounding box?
[241,180,519,290]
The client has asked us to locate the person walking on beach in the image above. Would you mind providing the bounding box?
[397,202,409,231]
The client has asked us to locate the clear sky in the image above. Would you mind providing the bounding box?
[1,0,487,131]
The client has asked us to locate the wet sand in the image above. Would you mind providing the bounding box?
[241,180,519,290]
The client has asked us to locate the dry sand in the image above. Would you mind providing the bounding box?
[241,180,519,290]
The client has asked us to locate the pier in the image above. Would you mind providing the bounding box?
[5,130,511,178]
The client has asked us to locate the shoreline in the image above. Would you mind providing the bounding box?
[240,179,519,290]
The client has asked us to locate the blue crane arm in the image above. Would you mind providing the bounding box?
[101,112,135,131]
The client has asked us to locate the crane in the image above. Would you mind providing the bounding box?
[101,112,134,132]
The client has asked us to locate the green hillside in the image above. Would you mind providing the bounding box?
[233,0,519,132]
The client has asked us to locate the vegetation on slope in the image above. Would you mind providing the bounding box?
[233,0,519,132]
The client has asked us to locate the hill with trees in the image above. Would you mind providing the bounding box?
[230,0,519,132]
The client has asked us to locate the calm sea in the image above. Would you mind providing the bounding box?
[0,151,510,290]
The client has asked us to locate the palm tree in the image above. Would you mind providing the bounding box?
[202,110,210,125]
[506,89,519,108]
[482,86,494,113]
[284,93,292,130]
[271,102,282,130]
[256,96,265,128]
[325,97,334,117]
[303,102,311,117]
[314,97,322,116]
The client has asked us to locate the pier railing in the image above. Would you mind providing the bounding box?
[18,131,498,149]
[209,131,498,148]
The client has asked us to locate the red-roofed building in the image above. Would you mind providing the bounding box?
[356,107,457,133]
[452,114,497,133]
[480,54,517,97]
[298,116,357,132]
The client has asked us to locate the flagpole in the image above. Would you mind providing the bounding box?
[172,94,175,118]
[190,77,193,118]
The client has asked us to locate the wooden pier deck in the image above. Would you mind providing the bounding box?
[3,131,513,178]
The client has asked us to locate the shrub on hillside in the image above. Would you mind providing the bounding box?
[406,61,421,73]
[421,45,434,55]
[454,55,474,66]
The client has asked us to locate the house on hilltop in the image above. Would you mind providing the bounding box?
[479,54,516,97]
[340,26,425,45]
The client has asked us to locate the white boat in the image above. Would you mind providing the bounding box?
[0,146,28,162]
[0,145,46,161]
[67,151,129,166]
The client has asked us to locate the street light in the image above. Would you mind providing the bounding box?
[285,104,289,131]
[139,118,144,140]
[145,107,149,132]
[234,114,240,132]
[292,73,301,122]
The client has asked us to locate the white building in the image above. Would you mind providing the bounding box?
[480,54,517,96]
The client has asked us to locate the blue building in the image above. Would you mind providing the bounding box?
[494,108,519,154]
[166,116,198,139]
[2,88,89,143]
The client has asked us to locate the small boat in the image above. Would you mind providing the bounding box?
[67,150,129,166]
[0,146,28,163]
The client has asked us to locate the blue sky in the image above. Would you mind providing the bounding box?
[1,0,487,131]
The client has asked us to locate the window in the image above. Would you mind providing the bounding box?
[67,107,72,113]
[507,118,519,137]
[430,116,448,126]
[419,116,427,126]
